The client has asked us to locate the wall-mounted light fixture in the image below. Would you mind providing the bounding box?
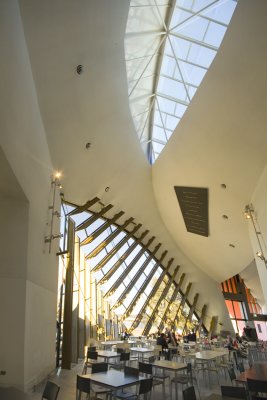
[244,203,267,268]
[45,172,63,253]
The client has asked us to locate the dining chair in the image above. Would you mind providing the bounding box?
[138,361,165,394]
[42,380,60,400]
[82,350,98,374]
[171,362,200,399]
[111,378,153,400]
[76,374,100,400]
[182,386,197,400]
[91,362,112,399]
[170,348,180,362]
[117,348,126,354]
[228,366,238,385]
[76,374,90,400]
[221,385,248,399]
[92,362,108,373]
[247,378,267,400]
[109,352,130,370]
[124,366,139,376]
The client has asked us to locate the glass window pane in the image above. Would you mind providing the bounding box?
[205,22,227,47]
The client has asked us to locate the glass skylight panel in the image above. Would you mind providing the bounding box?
[74,229,85,242]
[89,248,107,269]
[125,0,238,163]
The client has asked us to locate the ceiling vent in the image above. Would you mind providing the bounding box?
[174,186,209,237]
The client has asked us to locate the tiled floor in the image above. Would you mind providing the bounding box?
[28,358,245,399]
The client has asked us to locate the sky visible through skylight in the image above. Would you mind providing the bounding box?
[125,0,238,163]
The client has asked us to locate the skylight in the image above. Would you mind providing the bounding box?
[125,0,238,164]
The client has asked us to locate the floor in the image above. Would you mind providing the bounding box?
[27,358,247,399]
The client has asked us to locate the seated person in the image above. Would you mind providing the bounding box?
[188,330,196,342]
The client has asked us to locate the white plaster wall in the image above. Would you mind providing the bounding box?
[252,164,267,311]
[0,196,28,389]
[24,281,58,389]
[0,0,59,390]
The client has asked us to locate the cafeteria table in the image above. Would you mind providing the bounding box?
[84,369,145,391]
[205,394,239,400]
[130,347,154,361]
[101,340,124,349]
[97,350,121,363]
[235,361,267,383]
[153,359,187,400]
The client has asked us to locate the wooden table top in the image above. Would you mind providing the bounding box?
[236,362,267,382]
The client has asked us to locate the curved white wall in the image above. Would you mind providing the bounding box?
[0,0,59,390]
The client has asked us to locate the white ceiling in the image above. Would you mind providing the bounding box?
[18,0,267,298]
[153,0,267,281]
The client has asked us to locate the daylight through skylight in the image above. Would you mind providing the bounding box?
[125,0,238,164]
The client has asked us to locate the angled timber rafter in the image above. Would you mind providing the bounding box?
[111,244,164,310]
[129,257,173,332]
[143,264,179,336]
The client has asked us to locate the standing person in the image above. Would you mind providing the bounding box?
[121,328,129,340]
[157,332,170,360]
[235,332,242,343]
[225,335,235,350]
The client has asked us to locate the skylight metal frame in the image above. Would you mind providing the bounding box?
[125,0,238,163]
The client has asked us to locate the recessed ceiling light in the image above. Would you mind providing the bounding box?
[76,64,83,75]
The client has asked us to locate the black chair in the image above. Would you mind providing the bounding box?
[117,347,126,354]
[138,362,152,377]
[109,352,130,370]
[111,378,153,399]
[42,381,60,400]
[92,362,108,373]
[171,363,200,399]
[124,366,139,376]
[76,374,96,400]
[91,362,111,399]
[138,362,165,394]
[247,378,267,400]
[82,350,98,374]
[221,385,247,399]
[146,355,158,363]
[182,386,197,400]
[228,366,237,385]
